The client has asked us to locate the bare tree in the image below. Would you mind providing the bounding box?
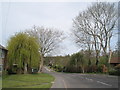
[72,2,118,65]
[72,10,101,65]
[88,2,118,61]
[26,26,64,72]
[72,27,94,65]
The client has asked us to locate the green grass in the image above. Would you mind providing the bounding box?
[0,76,2,89]
[2,73,54,88]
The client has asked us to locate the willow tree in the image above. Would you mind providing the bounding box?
[7,33,40,74]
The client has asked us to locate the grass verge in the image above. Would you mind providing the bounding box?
[2,73,54,88]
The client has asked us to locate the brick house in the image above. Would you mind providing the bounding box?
[0,44,8,72]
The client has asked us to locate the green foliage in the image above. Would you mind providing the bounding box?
[45,55,70,72]
[52,64,64,72]
[115,64,120,70]
[99,56,108,65]
[45,50,119,74]
[108,69,120,76]
[7,33,40,73]
[70,52,84,66]
[66,52,87,73]
[2,70,8,76]
[45,55,70,67]
[108,64,120,76]
[85,65,98,73]
[97,64,104,73]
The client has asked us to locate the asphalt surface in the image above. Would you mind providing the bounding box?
[43,67,119,88]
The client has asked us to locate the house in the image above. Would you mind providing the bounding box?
[0,44,8,72]
[109,57,120,66]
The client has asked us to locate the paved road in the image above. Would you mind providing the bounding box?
[43,67,119,88]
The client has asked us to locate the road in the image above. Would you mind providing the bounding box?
[43,67,119,89]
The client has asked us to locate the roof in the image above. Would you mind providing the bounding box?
[0,44,8,51]
[109,57,120,64]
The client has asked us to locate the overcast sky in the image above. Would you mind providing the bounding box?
[0,1,119,56]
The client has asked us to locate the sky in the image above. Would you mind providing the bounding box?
[0,0,119,56]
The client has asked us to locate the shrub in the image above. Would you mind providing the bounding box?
[115,64,120,70]
[108,69,120,76]
[2,70,8,76]
[91,65,98,73]
[97,64,103,73]
[51,64,64,72]
[108,65,120,76]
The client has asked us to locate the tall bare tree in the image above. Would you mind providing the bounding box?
[72,2,118,65]
[26,26,64,72]
[73,10,101,65]
[88,2,118,61]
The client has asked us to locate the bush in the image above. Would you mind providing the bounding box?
[115,64,120,70]
[91,65,98,73]
[7,68,17,74]
[65,65,83,73]
[97,64,103,73]
[2,70,8,76]
[51,64,64,72]
[108,69,120,76]
[108,65,120,76]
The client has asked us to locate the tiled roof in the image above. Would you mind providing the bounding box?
[110,57,120,64]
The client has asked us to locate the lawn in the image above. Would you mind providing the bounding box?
[2,73,55,88]
[0,76,2,90]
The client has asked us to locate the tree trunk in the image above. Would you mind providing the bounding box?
[95,58,99,65]
[82,67,84,73]
[24,63,27,74]
[95,52,99,65]
[103,48,108,59]
[39,55,44,72]
[108,50,112,63]
[108,37,112,63]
